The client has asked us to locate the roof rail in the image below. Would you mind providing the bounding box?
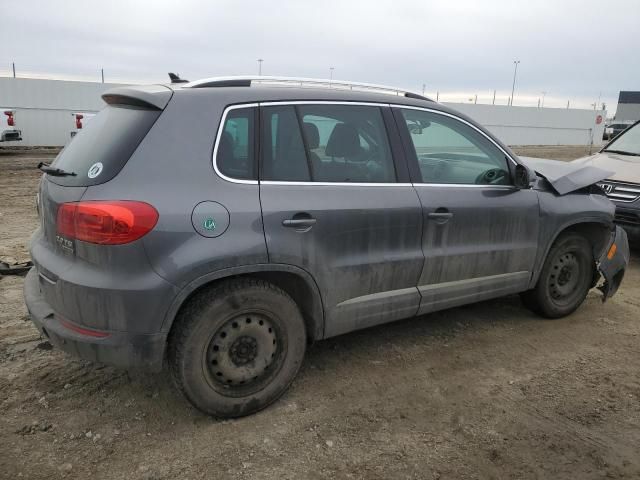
[182,76,432,101]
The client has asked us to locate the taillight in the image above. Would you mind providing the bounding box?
[57,201,158,245]
[75,114,83,129]
[4,111,14,127]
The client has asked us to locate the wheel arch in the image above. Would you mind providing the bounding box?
[530,219,612,288]
[162,264,325,343]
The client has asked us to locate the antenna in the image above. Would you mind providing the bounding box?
[168,73,189,84]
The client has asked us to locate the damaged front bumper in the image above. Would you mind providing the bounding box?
[597,225,630,300]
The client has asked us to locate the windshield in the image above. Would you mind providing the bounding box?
[605,122,640,156]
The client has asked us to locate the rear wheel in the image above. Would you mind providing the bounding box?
[168,278,306,417]
[521,233,594,318]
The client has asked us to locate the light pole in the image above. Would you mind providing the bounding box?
[541,91,547,108]
[329,67,334,84]
[510,60,520,106]
[257,59,263,76]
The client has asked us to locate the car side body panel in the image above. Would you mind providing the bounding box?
[260,183,424,339]
[414,186,540,314]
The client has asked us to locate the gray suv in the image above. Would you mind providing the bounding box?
[24,76,629,418]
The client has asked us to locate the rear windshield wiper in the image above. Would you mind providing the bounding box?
[37,162,77,177]
[602,149,640,157]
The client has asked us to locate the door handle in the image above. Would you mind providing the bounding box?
[427,212,453,219]
[282,212,317,231]
[282,218,317,228]
[427,210,453,224]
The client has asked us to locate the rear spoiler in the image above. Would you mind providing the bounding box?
[101,85,173,110]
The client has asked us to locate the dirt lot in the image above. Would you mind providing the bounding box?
[1,146,639,480]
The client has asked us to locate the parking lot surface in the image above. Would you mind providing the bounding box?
[1,147,639,479]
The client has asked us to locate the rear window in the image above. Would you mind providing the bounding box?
[49,105,160,186]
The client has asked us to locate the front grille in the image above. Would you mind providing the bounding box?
[597,181,640,203]
[615,209,640,226]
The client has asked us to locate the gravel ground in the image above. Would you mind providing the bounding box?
[1,147,639,480]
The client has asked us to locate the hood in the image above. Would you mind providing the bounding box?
[571,151,640,184]
[518,156,614,195]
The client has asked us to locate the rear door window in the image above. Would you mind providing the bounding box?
[299,104,396,183]
[260,104,396,183]
[50,105,160,186]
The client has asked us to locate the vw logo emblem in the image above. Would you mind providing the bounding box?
[87,162,104,179]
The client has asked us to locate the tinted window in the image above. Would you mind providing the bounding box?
[217,107,256,180]
[50,105,160,186]
[261,106,310,181]
[400,109,511,185]
[299,105,395,183]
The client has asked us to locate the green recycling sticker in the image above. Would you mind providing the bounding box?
[203,217,217,231]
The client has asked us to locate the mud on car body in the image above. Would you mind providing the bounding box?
[24,76,629,418]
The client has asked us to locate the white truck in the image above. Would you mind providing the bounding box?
[0,109,22,142]
[70,112,96,139]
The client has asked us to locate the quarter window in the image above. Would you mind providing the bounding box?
[216,107,256,180]
[261,104,397,183]
[400,109,511,185]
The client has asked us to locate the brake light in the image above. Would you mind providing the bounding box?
[57,201,158,245]
[75,114,83,129]
[4,111,14,127]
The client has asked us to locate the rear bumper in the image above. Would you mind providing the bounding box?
[597,226,630,300]
[23,267,166,371]
[0,129,22,142]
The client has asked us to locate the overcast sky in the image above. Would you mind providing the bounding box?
[2,0,639,113]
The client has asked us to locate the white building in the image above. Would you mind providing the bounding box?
[0,77,606,147]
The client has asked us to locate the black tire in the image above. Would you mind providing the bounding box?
[521,233,594,319]
[168,278,306,418]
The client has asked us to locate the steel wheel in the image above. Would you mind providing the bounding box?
[203,312,283,396]
[549,252,581,302]
[521,233,594,319]
[169,278,307,418]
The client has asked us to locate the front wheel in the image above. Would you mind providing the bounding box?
[521,233,595,318]
[168,278,306,417]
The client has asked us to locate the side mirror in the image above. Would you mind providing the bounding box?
[514,164,534,189]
